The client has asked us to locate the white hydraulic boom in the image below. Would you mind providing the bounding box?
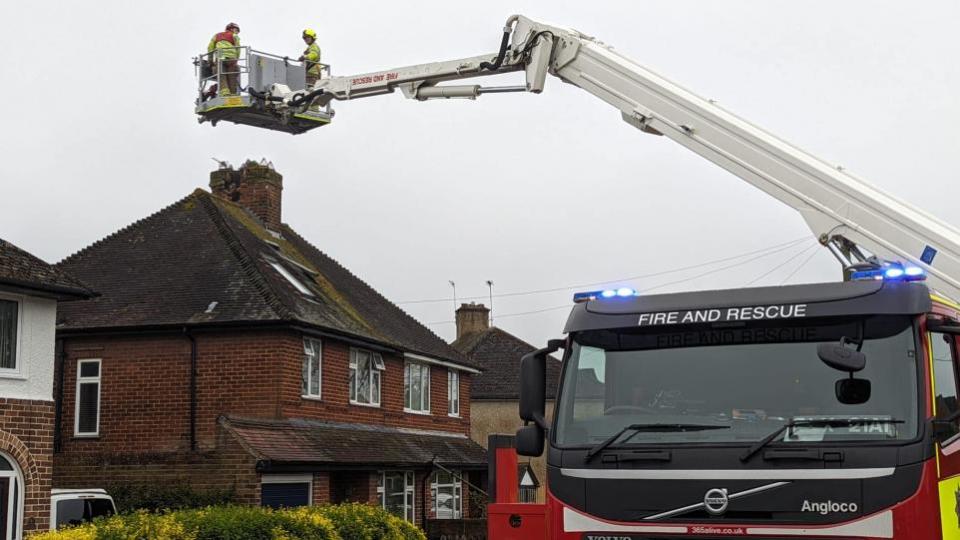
[243,15,960,300]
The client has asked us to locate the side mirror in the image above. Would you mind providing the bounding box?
[818,342,866,372]
[835,378,871,404]
[516,424,545,457]
[519,339,563,429]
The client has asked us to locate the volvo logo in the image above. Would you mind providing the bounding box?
[703,488,729,515]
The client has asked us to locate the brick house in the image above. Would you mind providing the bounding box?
[0,238,92,538]
[52,161,486,528]
[451,303,561,504]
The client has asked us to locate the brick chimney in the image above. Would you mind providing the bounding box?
[455,303,490,340]
[209,160,283,231]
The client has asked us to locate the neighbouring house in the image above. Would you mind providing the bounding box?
[450,303,561,504]
[52,161,487,530]
[0,238,92,538]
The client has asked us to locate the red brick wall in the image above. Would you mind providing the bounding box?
[280,339,472,434]
[0,398,54,534]
[58,331,295,455]
[54,421,260,507]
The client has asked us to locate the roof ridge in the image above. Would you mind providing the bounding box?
[195,192,292,320]
[281,225,457,356]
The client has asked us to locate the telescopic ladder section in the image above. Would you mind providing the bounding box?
[197,16,960,299]
[515,16,960,299]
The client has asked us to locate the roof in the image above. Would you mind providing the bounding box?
[565,280,933,333]
[0,238,93,300]
[222,416,487,470]
[451,327,562,400]
[56,190,474,368]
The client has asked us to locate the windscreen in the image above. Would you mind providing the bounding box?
[554,316,920,447]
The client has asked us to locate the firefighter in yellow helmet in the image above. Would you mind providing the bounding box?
[299,29,322,87]
[208,23,241,95]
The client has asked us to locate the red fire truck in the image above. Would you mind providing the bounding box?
[197,14,960,538]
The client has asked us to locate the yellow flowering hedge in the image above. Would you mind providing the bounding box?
[32,503,426,540]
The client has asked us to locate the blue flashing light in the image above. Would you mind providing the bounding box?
[573,287,640,303]
[884,267,904,279]
[850,264,925,284]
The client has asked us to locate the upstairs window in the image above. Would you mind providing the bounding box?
[404,362,430,413]
[0,297,19,372]
[75,359,101,437]
[302,338,322,398]
[447,369,460,417]
[350,349,384,406]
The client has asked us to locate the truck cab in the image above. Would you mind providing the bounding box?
[518,277,958,538]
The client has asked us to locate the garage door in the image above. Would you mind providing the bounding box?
[261,481,310,509]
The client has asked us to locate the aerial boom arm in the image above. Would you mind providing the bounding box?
[267,15,960,299]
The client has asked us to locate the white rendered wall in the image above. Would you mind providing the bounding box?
[0,293,57,402]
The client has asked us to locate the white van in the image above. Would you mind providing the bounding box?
[49,489,116,529]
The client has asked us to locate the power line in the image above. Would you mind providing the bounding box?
[743,241,820,287]
[425,237,822,325]
[779,246,824,285]
[401,235,812,305]
[637,238,817,294]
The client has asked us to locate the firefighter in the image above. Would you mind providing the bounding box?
[299,29,322,87]
[208,23,241,95]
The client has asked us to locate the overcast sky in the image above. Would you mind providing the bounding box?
[2,1,958,347]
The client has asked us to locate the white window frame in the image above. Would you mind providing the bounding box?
[260,474,314,507]
[0,451,24,540]
[378,471,415,523]
[269,261,315,297]
[301,337,322,399]
[74,359,101,437]
[431,470,462,520]
[404,361,431,414]
[0,293,23,377]
[447,369,460,417]
[349,348,384,407]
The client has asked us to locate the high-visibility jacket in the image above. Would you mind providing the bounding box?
[208,31,241,60]
[303,42,321,76]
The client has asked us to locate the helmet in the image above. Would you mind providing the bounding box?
[226,22,240,32]
[303,28,317,39]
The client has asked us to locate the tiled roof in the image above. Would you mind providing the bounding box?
[222,416,487,469]
[451,327,562,400]
[0,238,93,299]
[56,190,474,368]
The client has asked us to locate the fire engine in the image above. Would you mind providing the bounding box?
[195,14,960,539]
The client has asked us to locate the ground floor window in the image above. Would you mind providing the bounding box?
[431,470,462,519]
[378,471,414,523]
[0,453,21,540]
[260,475,312,509]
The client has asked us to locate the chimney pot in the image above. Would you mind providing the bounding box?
[210,160,283,231]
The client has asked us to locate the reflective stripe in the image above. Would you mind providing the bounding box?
[560,467,895,480]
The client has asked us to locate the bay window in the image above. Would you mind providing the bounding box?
[378,471,415,522]
[0,297,20,372]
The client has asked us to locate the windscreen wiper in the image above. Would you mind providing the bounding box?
[740,417,905,463]
[585,423,730,462]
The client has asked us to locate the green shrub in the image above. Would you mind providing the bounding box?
[31,503,425,540]
[106,482,236,512]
